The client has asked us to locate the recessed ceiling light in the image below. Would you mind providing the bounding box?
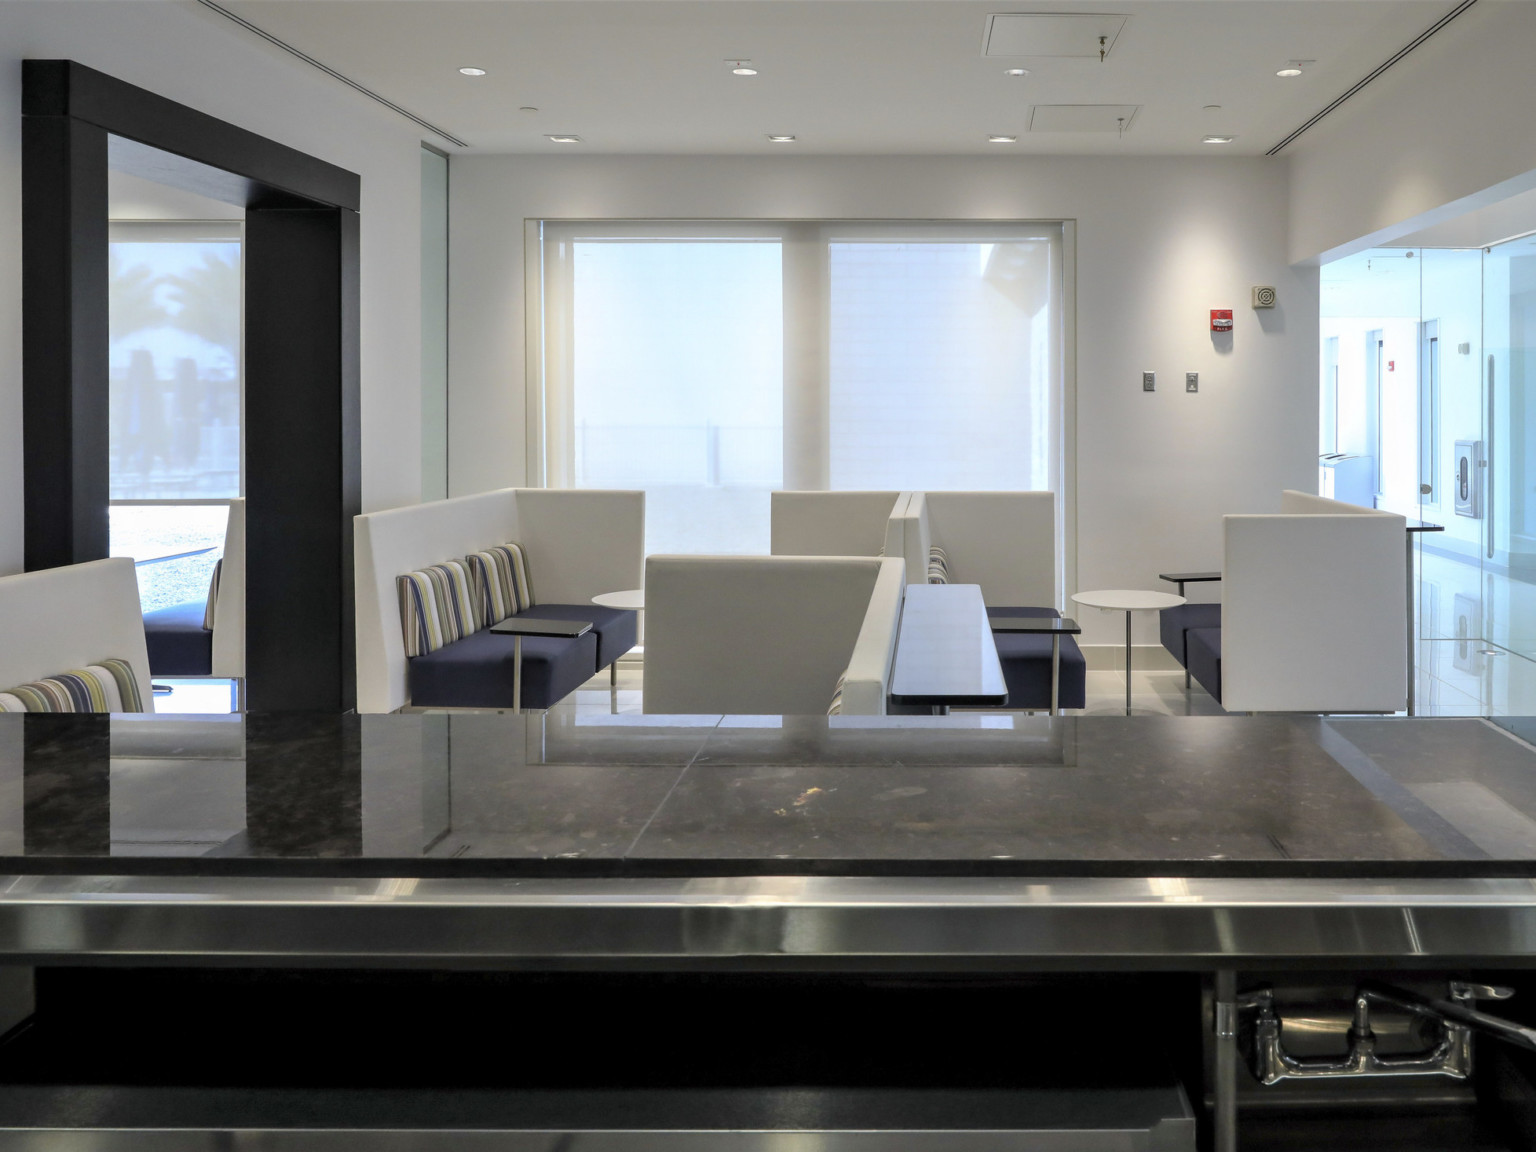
[458,67,487,76]
[1202,134,1235,144]
[987,135,1018,143]
[1276,66,1303,77]
[546,135,582,144]
[728,61,758,76]
[1003,68,1029,77]
[767,135,796,143]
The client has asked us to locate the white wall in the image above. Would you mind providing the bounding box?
[449,153,1318,646]
[0,1,426,576]
[1288,0,1536,265]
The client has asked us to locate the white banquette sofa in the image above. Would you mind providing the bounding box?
[770,489,1080,711]
[643,554,907,716]
[1160,491,1407,713]
[0,558,154,713]
[354,488,644,713]
[141,498,245,681]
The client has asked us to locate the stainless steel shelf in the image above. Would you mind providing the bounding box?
[3,875,1536,965]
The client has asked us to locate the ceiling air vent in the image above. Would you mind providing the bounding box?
[984,13,1129,59]
[1029,105,1140,133]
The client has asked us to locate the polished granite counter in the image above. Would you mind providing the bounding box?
[5,712,1536,877]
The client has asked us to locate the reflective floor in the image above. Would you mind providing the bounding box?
[1419,548,1536,716]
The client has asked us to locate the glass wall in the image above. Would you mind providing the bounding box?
[1322,236,1536,714]
[107,221,242,615]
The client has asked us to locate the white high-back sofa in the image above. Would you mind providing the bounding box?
[354,488,644,713]
[1221,491,1406,713]
[644,555,906,715]
[887,491,1057,607]
[770,491,905,559]
[211,498,246,680]
[0,558,153,711]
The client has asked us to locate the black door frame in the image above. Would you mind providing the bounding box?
[22,60,361,711]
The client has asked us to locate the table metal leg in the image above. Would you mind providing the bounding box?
[1125,610,1133,715]
[1214,969,1238,1152]
[611,661,618,687]
[1050,633,1061,716]
[512,634,523,715]
[1406,533,1416,716]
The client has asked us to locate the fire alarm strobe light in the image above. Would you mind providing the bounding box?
[1210,309,1233,332]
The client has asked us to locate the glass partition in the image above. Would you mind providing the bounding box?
[1322,236,1536,715]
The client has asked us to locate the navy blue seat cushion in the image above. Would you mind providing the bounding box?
[409,626,598,710]
[516,603,637,671]
[1159,603,1222,668]
[987,606,1087,710]
[1186,626,1222,703]
[143,600,213,677]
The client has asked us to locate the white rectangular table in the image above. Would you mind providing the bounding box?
[888,584,1008,713]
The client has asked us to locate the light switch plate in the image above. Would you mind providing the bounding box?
[1186,372,1199,393]
[1142,371,1155,392]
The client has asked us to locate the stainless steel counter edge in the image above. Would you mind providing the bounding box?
[0,875,1534,963]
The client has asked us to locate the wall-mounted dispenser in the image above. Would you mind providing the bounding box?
[1454,439,1483,518]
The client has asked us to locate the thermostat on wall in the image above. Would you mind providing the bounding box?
[1252,285,1277,308]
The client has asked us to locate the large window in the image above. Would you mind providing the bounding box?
[107,221,242,613]
[537,221,1065,556]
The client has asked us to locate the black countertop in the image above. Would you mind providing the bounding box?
[5,712,1536,879]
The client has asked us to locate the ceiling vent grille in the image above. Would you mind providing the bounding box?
[984,13,1129,58]
[1029,105,1140,133]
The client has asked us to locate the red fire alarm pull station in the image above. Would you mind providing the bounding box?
[1210,309,1233,332]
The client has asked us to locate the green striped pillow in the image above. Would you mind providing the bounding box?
[202,559,223,631]
[0,659,145,713]
[466,543,534,627]
[827,669,848,716]
[927,546,950,584]
[397,560,478,657]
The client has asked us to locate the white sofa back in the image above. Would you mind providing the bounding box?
[770,491,903,558]
[210,498,245,680]
[924,491,1056,608]
[1222,490,1405,713]
[0,558,153,711]
[354,488,644,713]
[887,492,929,587]
[643,555,904,715]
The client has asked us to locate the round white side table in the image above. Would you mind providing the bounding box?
[1070,589,1186,715]
[592,589,644,612]
[592,589,644,689]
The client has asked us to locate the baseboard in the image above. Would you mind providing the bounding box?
[1081,643,1181,672]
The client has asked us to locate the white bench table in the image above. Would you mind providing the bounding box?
[889,584,1007,714]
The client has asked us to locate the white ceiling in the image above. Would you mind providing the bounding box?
[221,0,1453,156]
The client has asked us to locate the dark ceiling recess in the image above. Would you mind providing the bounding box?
[1267,0,1479,156]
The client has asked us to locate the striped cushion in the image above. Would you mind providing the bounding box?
[466,543,534,627]
[828,669,848,716]
[0,659,145,713]
[927,546,950,584]
[202,559,223,630]
[398,560,479,657]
